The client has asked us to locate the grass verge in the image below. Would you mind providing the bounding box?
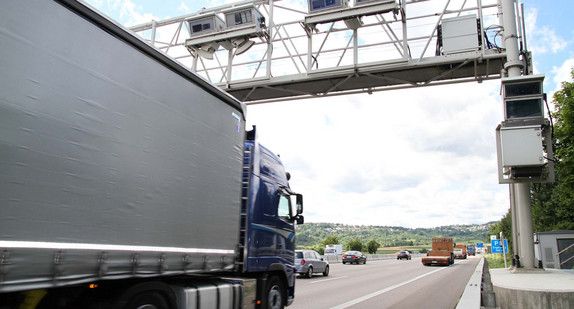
[484,253,512,269]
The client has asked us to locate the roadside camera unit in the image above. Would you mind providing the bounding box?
[502,74,545,121]
[308,0,349,13]
[187,13,225,37]
[305,0,397,30]
[185,5,267,59]
[495,74,554,183]
[223,5,265,30]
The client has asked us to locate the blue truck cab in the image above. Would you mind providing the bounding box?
[241,129,304,306]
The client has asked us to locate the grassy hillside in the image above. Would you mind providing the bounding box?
[295,222,493,250]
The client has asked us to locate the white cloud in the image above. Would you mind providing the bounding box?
[525,8,568,56]
[247,80,509,228]
[118,0,158,26]
[551,58,574,92]
[178,2,190,13]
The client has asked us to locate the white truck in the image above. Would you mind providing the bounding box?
[324,245,343,255]
[0,1,304,308]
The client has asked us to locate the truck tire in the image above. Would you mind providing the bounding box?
[264,276,285,309]
[124,292,170,309]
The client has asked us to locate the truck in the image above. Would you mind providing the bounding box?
[0,1,303,308]
[324,244,343,256]
[422,237,454,266]
[467,244,476,256]
[454,243,468,259]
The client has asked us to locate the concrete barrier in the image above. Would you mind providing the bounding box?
[456,257,485,309]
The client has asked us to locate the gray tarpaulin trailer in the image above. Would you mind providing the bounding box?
[0,1,302,308]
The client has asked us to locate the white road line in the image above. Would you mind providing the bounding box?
[329,267,446,309]
[309,276,348,284]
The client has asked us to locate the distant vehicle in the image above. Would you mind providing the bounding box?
[422,237,454,266]
[342,251,367,264]
[397,251,411,260]
[413,251,421,255]
[454,244,468,259]
[295,250,330,278]
[467,244,476,256]
[325,244,343,255]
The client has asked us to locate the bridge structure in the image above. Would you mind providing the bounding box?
[129,0,529,104]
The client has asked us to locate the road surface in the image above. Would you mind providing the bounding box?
[290,255,480,309]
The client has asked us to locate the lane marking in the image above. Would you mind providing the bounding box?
[309,276,348,284]
[329,267,446,309]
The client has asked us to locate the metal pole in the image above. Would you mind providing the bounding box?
[401,0,408,60]
[510,184,520,265]
[501,232,508,268]
[515,183,535,268]
[151,20,157,46]
[266,0,274,78]
[353,29,358,66]
[501,0,535,269]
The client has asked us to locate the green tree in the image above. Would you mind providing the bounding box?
[550,70,574,229]
[321,235,340,246]
[531,68,574,231]
[488,208,513,255]
[366,240,380,254]
[313,245,325,255]
[347,239,363,251]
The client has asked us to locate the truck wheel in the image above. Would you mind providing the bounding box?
[306,267,313,278]
[264,276,285,309]
[124,292,170,309]
[323,265,330,276]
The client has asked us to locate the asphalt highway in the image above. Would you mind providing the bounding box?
[289,255,481,309]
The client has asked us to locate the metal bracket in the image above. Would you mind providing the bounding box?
[0,250,10,286]
[53,250,65,282]
[98,252,108,277]
[158,253,168,273]
[131,253,140,275]
[182,255,192,272]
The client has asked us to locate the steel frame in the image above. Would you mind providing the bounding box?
[129,0,519,103]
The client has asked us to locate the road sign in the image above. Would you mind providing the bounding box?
[476,242,484,248]
[491,239,508,253]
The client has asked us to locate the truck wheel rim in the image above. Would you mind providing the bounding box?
[268,286,282,309]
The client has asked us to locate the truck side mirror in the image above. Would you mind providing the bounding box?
[296,215,304,225]
[296,194,303,215]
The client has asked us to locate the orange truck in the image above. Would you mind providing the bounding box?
[422,237,454,266]
[454,243,468,259]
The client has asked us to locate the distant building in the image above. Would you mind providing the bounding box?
[534,230,574,269]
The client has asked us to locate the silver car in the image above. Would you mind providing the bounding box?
[295,250,330,278]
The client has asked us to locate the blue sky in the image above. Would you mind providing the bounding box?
[85,0,574,228]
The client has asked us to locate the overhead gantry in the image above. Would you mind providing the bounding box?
[129,0,528,103]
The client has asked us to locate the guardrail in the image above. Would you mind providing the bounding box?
[455,257,485,309]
